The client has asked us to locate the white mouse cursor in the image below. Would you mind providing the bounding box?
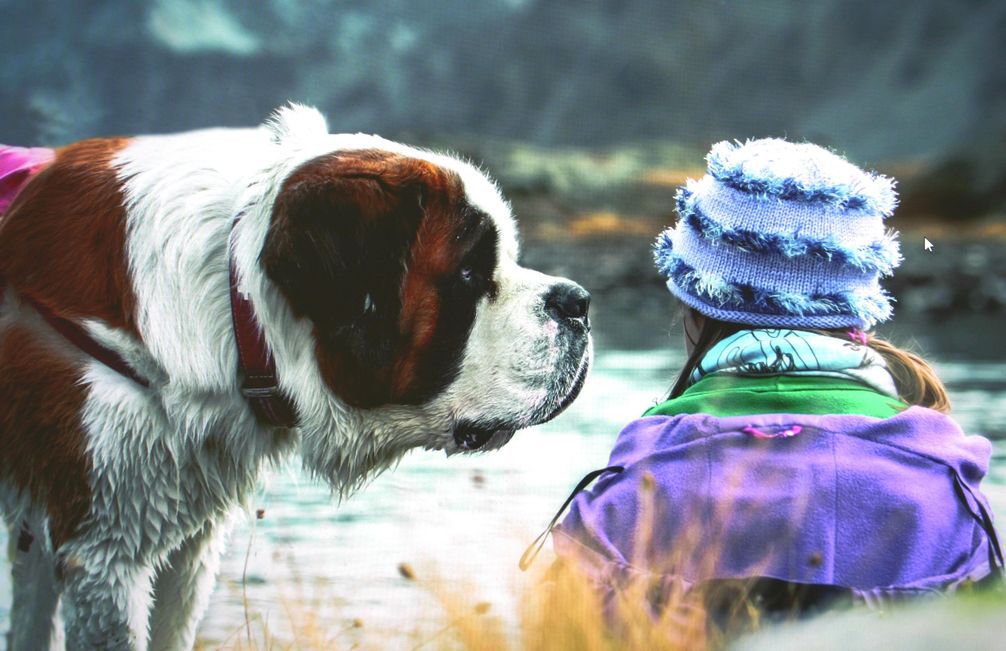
[923,237,934,252]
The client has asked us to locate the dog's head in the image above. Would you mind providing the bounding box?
[255,106,590,461]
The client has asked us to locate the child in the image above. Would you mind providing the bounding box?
[534,138,1002,625]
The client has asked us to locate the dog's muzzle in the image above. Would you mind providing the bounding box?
[448,280,592,454]
[450,339,591,453]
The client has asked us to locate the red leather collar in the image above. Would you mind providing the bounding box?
[228,217,299,427]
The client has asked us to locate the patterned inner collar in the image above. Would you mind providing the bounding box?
[691,328,899,398]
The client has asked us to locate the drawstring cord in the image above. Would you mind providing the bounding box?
[952,470,1005,576]
[519,465,624,571]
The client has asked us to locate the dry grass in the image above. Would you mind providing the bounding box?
[197,472,787,651]
[197,555,725,651]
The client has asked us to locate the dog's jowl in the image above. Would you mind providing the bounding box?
[0,104,591,650]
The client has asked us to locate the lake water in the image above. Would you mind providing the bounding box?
[2,347,1005,649]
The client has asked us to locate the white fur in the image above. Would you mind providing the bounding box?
[2,104,591,650]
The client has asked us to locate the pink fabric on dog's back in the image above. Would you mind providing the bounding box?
[0,146,55,214]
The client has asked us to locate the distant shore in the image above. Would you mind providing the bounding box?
[430,137,1006,354]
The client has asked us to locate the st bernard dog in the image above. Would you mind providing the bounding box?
[0,104,591,650]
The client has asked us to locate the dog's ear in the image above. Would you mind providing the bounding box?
[260,150,450,407]
[263,103,329,145]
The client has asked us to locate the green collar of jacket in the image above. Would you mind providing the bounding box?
[642,375,907,419]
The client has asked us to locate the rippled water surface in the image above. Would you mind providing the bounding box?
[1,348,1004,648]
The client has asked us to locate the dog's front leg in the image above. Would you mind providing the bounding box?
[59,551,157,651]
[6,520,64,650]
[148,520,232,651]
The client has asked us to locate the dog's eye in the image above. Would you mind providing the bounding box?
[458,263,497,298]
[459,264,494,296]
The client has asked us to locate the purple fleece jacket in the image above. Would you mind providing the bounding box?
[555,408,999,600]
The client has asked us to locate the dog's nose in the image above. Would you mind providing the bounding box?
[545,282,591,321]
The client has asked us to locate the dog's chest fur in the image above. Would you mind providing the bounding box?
[74,365,293,560]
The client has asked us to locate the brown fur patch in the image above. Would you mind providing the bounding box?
[262,149,482,407]
[0,326,92,548]
[392,176,467,398]
[0,138,138,336]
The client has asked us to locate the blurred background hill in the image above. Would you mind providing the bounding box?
[1,0,1004,348]
[3,0,1004,160]
[2,3,1006,646]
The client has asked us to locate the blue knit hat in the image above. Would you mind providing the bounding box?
[654,138,902,329]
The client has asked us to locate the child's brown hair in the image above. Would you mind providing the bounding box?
[669,308,951,413]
